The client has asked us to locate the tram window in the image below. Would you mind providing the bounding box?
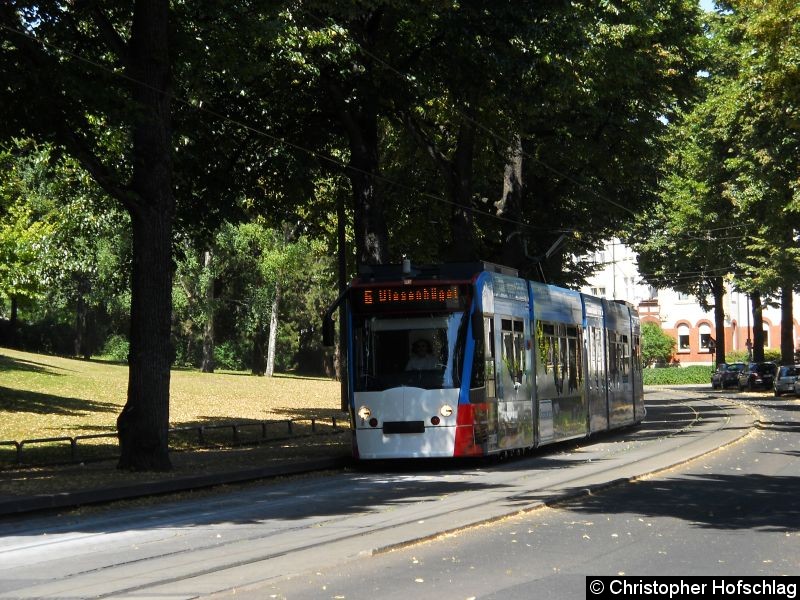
[352,314,469,392]
[500,317,525,398]
[538,319,585,397]
[607,332,619,386]
[567,335,580,393]
[620,337,630,380]
[471,314,485,389]
[484,317,496,400]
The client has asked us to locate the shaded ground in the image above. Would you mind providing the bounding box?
[0,431,351,499]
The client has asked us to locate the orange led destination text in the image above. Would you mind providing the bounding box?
[362,286,460,306]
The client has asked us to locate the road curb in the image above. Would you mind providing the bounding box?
[0,457,351,517]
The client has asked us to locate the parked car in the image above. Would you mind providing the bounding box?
[774,365,800,396]
[711,362,746,389]
[737,362,778,391]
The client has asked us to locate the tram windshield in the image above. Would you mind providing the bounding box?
[353,312,468,391]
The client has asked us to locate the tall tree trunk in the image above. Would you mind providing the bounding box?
[343,100,388,266]
[74,294,87,358]
[780,285,793,365]
[116,0,174,472]
[497,135,524,269]
[10,295,18,326]
[74,277,91,359]
[325,65,389,266]
[405,112,478,262]
[445,119,477,262]
[350,150,388,265]
[751,291,765,362]
[252,323,267,376]
[201,250,215,373]
[265,284,281,377]
[711,276,726,365]
[337,193,348,410]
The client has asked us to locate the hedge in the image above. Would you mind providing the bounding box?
[642,365,713,386]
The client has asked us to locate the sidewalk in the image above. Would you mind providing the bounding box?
[0,435,353,517]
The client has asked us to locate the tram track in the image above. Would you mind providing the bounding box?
[0,390,757,600]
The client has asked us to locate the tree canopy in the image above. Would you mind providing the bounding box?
[0,1,752,469]
[631,0,800,364]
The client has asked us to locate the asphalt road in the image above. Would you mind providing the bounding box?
[232,389,800,600]
[0,387,767,600]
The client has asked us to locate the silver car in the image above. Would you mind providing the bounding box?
[775,365,800,396]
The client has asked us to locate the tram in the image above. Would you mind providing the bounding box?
[323,261,644,459]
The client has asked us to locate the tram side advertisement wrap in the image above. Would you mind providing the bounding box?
[586,576,797,600]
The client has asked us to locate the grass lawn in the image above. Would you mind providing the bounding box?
[0,347,351,497]
[0,346,344,442]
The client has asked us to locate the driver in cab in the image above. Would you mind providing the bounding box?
[405,338,438,370]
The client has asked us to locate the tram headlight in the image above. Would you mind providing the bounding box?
[357,405,372,420]
[440,404,454,417]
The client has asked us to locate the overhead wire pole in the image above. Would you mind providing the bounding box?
[337,195,349,413]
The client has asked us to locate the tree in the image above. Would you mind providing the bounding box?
[641,321,677,367]
[0,141,130,355]
[728,0,800,364]
[1,0,175,470]
[0,144,55,327]
[173,240,218,370]
[385,0,704,275]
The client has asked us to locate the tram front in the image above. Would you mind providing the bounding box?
[346,273,476,459]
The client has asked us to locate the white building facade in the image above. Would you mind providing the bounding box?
[580,239,800,365]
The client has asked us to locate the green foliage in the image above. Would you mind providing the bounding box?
[641,322,676,367]
[213,341,245,371]
[0,141,131,354]
[171,221,337,374]
[0,2,720,376]
[725,348,782,364]
[101,335,130,364]
[642,365,713,385]
[632,1,800,363]
[724,349,750,364]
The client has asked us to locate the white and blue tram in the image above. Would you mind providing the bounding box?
[324,261,644,459]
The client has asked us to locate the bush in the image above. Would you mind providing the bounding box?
[725,350,749,364]
[100,334,129,363]
[641,322,676,367]
[642,365,713,386]
[14,317,75,356]
[726,348,781,364]
[214,341,245,371]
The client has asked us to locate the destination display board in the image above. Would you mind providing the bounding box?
[355,284,469,313]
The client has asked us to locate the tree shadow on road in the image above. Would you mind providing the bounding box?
[555,472,800,532]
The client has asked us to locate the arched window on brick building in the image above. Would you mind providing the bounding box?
[677,324,690,352]
[699,323,712,352]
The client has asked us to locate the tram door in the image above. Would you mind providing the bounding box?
[496,316,533,449]
[631,319,645,421]
[584,297,608,433]
[604,300,635,428]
